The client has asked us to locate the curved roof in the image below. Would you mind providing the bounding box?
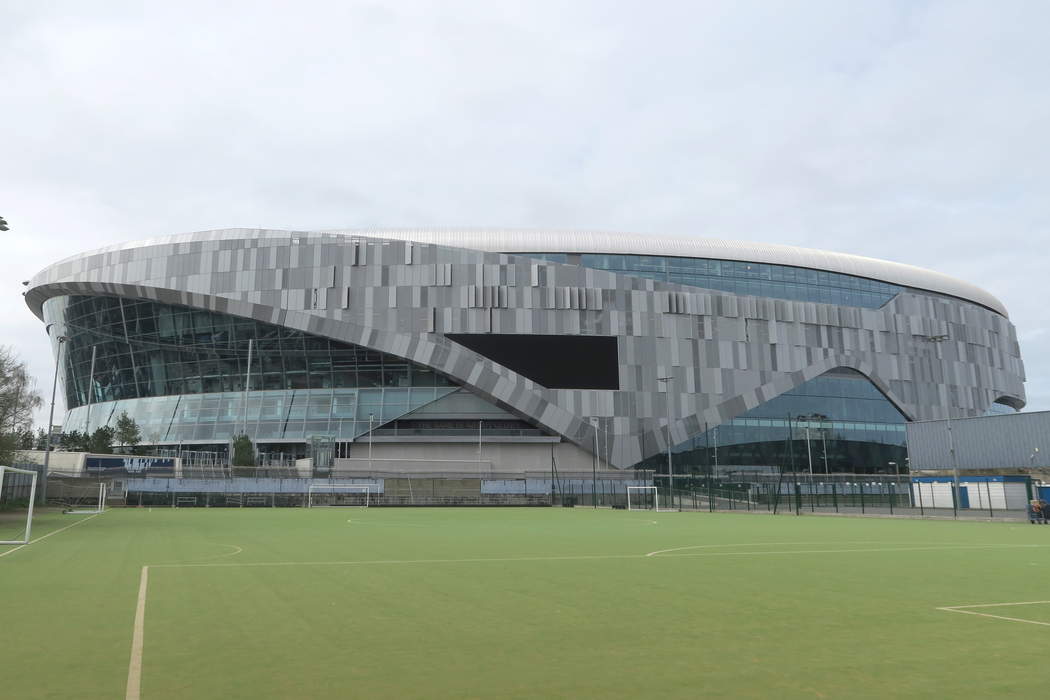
[34,227,1008,316]
[326,228,1007,316]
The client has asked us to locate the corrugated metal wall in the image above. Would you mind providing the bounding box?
[907,411,1050,470]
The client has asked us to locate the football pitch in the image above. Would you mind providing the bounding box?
[3,507,1049,699]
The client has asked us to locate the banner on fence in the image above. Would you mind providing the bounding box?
[85,455,176,475]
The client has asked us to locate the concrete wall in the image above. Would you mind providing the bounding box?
[334,440,610,475]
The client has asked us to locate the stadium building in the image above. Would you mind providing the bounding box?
[25,229,1026,475]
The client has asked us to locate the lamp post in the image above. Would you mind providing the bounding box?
[42,325,69,505]
[657,376,676,510]
[923,334,959,518]
[368,413,374,472]
[589,417,599,509]
[793,415,818,511]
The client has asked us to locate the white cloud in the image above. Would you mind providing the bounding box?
[1,0,1047,421]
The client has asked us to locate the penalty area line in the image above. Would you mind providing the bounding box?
[0,512,103,559]
[937,601,1050,628]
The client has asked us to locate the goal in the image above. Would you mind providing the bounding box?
[626,485,668,512]
[63,482,107,515]
[0,466,38,545]
[307,484,374,508]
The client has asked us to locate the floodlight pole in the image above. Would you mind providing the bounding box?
[923,334,959,518]
[657,376,676,510]
[368,413,374,472]
[821,430,828,474]
[589,418,599,509]
[42,326,69,505]
[804,425,814,476]
[84,344,96,434]
[242,338,253,436]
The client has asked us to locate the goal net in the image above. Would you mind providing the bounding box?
[307,484,373,508]
[0,466,38,545]
[626,485,668,512]
[62,482,107,515]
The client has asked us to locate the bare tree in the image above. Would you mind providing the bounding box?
[0,346,43,464]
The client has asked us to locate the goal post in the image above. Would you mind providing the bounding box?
[627,485,659,511]
[0,466,39,545]
[63,482,107,515]
[307,484,374,508]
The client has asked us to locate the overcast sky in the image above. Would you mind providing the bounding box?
[2,0,1047,424]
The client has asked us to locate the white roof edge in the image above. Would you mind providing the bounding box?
[35,227,1009,316]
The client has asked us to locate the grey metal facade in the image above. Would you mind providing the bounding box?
[26,228,1026,469]
[907,411,1049,471]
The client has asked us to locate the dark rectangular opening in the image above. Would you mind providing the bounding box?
[446,334,619,390]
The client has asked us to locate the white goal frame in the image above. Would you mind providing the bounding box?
[307,484,373,508]
[627,485,671,512]
[64,482,107,515]
[0,466,38,545]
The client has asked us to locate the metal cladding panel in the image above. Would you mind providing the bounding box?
[41,228,1008,316]
[27,228,1026,468]
[907,411,1049,470]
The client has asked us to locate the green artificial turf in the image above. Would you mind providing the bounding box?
[3,507,1049,699]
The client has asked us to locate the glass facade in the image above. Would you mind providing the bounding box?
[43,295,460,444]
[43,295,455,410]
[523,253,903,308]
[64,387,458,443]
[984,401,1018,416]
[637,369,908,474]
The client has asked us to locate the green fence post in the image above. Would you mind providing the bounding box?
[859,481,865,514]
[832,481,838,513]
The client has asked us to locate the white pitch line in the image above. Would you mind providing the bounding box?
[149,542,1047,570]
[937,601,1050,628]
[126,541,1049,693]
[126,566,149,700]
[647,541,853,557]
[658,544,1049,558]
[0,512,102,559]
[942,600,1050,609]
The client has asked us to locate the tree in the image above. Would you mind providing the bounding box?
[86,426,115,454]
[0,346,43,465]
[60,430,88,452]
[231,435,255,467]
[114,411,141,453]
[34,427,48,451]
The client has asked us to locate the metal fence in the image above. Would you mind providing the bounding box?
[654,473,1035,520]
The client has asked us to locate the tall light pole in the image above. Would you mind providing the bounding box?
[793,414,817,511]
[84,345,96,434]
[589,417,599,509]
[368,413,374,472]
[657,376,676,510]
[924,334,959,518]
[42,325,69,504]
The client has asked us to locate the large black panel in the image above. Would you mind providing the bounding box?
[446,334,619,390]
